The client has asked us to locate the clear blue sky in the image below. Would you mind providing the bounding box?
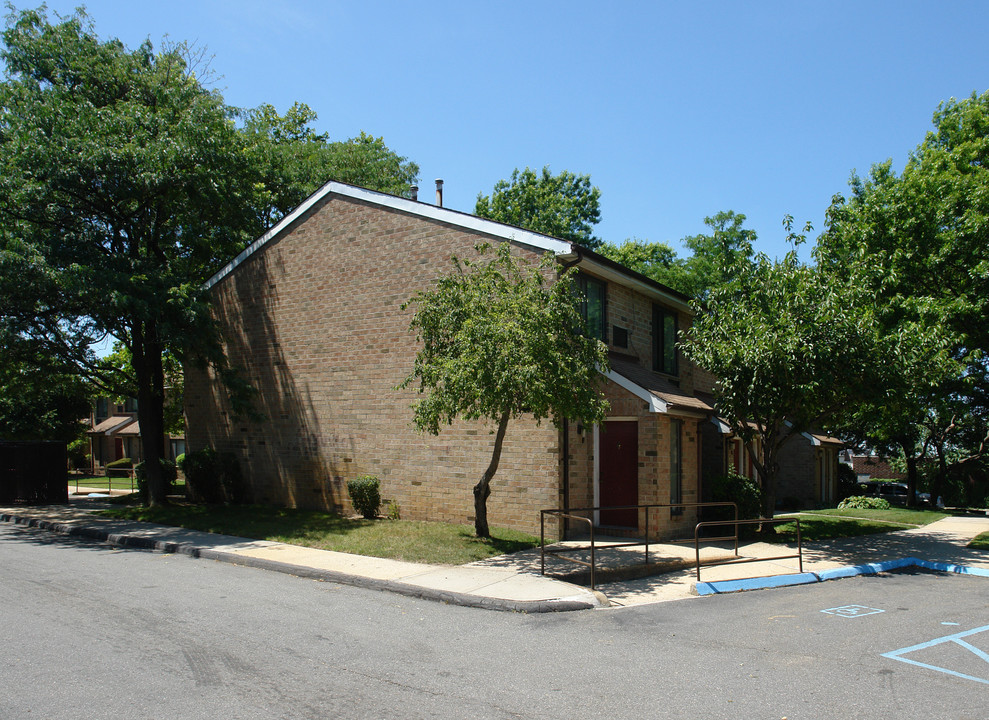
[27,0,989,259]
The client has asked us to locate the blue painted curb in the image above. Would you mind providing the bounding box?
[816,557,919,581]
[693,557,989,595]
[914,559,989,577]
[694,572,819,595]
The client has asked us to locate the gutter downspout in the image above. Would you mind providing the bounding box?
[558,243,581,540]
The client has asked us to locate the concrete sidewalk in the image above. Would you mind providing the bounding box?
[0,498,604,613]
[2,497,988,612]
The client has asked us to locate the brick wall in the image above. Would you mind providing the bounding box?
[185,193,561,536]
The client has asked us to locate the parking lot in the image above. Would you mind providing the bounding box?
[593,566,989,718]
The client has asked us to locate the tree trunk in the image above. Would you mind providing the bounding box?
[903,445,918,508]
[132,324,168,506]
[473,410,511,538]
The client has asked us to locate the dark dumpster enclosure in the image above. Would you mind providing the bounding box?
[0,442,67,504]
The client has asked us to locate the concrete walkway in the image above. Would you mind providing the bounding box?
[2,495,988,612]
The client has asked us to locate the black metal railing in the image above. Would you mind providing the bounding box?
[693,517,802,582]
[540,502,739,590]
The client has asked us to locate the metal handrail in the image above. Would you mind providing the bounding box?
[693,517,802,582]
[540,502,739,590]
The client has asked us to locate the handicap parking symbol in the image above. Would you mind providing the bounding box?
[821,604,885,618]
[883,624,989,686]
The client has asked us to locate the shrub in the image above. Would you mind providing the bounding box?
[386,500,401,521]
[709,472,764,520]
[704,472,764,538]
[837,495,892,510]
[347,475,381,519]
[174,453,185,472]
[135,458,177,498]
[836,463,858,501]
[180,448,244,504]
[106,457,133,469]
[67,436,90,469]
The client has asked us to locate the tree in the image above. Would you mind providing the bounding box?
[0,334,90,443]
[818,90,989,501]
[678,210,757,299]
[681,221,881,526]
[475,167,603,249]
[0,7,420,504]
[0,7,263,503]
[400,243,610,537]
[242,102,419,228]
[597,237,691,291]
[598,210,756,299]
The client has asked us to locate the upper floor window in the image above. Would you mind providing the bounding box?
[577,274,607,343]
[652,304,678,376]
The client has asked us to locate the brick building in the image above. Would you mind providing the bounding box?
[185,181,714,538]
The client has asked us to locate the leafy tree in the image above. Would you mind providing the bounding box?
[0,7,267,503]
[0,335,90,443]
[400,243,610,537]
[0,8,420,504]
[597,238,692,291]
[598,211,756,298]
[681,221,881,526]
[242,102,419,228]
[819,90,989,501]
[678,210,757,299]
[475,166,603,249]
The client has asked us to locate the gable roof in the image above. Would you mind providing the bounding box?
[203,180,692,313]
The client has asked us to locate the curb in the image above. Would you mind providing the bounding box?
[0,512,599,614]
[692,556,989,595]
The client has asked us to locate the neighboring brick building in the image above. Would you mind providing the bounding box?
[699,417,843,510]
[185,181,713,538]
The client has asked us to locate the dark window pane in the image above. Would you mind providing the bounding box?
[652,304,678,375]
[578,275,607,343]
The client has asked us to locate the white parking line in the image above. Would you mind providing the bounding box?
[882,624,989,686]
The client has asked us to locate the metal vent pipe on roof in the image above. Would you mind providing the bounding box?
[410,184,418,201]
[435,178,443,207]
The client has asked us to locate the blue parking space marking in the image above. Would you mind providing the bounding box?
[821,604,885,618]
[882,624,989,686]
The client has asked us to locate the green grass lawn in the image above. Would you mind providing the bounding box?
[97,503,538,565]
[969,531,989,550]
[769,507,948,543]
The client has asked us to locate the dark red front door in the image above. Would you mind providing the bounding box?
[598,421,638,528]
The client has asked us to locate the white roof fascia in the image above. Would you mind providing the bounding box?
[203,181,572,291]
[801,431,822,446]
[603,368,668,413]
[710,416,732,434]
[563,254,693,315]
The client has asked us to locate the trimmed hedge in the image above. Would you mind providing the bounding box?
[347,475,381,519]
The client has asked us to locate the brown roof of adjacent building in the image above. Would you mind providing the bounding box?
[89,415,137,434]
